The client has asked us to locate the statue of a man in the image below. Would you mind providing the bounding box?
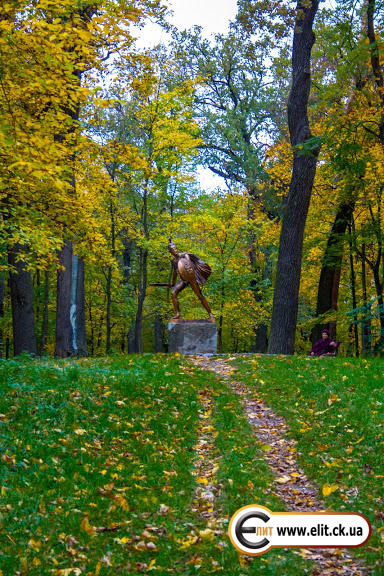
[168,240,215,323]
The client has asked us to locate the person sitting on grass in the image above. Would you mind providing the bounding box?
[310,329,339,356]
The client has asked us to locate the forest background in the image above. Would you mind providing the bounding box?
[1,0,384,357]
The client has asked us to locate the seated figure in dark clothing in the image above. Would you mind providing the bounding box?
[310,329,339,356]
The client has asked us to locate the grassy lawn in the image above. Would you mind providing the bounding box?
[234,355,384,573]
[1,353,382,574]
[0,354,310,575]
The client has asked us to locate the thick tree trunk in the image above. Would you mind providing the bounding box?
[268,0,320,354]
[74,256,87,355]
[311,201,355,343]
[40,270,49,355]
[8,243,37,356]
[55,240,74,357]
[55,244,87,357]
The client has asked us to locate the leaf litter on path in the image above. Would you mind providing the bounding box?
[190,355,367,576]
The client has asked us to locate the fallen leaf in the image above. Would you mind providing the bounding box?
[322,483,338,497]
[276,476,291,484]
[81,515,96,536]
[199,528,215,541]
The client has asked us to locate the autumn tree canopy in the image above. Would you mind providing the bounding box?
[1,0,384,356]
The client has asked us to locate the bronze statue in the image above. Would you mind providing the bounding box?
[168,240,215,322]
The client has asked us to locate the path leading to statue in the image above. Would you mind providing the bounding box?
[190,355,366,576]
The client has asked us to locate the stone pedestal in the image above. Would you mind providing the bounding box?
[168,319,217,354]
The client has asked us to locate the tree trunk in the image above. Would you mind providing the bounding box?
[134,183,149,353]
[55,240,74,357]
[134,247,148,353]
[40,270,49,355]
[367,0,384,143]
[74,256,87,355]
[154,313,165,353]
[106,198,116,354]
[121,237,134,353]
[97,300,105,350]
[0,275,5,358]
[311,201,355,342]
[252,248,272,353]
[268,0,320,354]
[8,243,37,356]
[348,224,359,356]
[106,266,112,354]
[247,195,271,353]
[218,269,225,353]
[128,324,136,353]
[55,244,87,357]
[360,244,372,352]
[88,300,95,355]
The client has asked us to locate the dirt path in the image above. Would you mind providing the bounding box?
[190,355,367,576]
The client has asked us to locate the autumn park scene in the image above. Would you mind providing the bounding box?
[1,0,384,574]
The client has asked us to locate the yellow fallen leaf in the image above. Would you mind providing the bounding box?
[179,535,199,550]
[199,528,215,541]
[81,515,96,536]
[148,559,157,570]
[54,570,82,576]
[328,394,341,406]
[28,538,41,552]
[322,483,339,497]
[115,494,129,511]
[354,436,364,444]
[276,476,291,484]
[197,477,208,485]
[74,428,86,435]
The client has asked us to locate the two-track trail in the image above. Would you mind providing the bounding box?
[190,355,367,576]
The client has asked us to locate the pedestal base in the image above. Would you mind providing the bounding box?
[168,319,217,354]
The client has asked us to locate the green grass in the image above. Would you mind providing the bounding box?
[0,354,203,574]
[233,355,384,574]
[0,354,311,575]
[1,353,382,574]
